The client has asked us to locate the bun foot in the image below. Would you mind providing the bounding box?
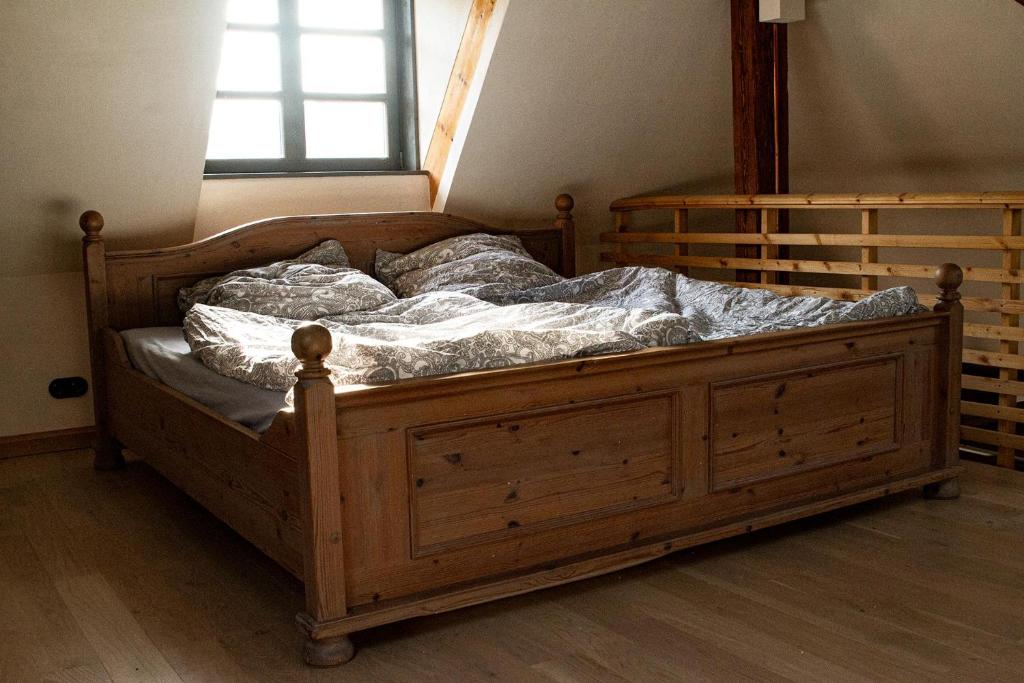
[923,477,960,500]
[92,437,125,471]
[303,635,354,667]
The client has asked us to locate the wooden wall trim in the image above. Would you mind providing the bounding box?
[422,0,497,205]
[0,427,95,460]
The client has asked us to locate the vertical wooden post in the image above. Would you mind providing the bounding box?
[554,194,576,277]
[760,208,779,285]
[997,208,1021,468]
[674,209,689,276]
[80,211,124,470]
[613,211,630,260]
[731,0,789,283]
[926,263,963,499]
[290,324,353,666]
[860,209,878,291]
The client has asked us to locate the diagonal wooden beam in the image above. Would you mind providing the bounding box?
[423,0,497,205]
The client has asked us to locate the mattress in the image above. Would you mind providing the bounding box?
[120,327,287,433]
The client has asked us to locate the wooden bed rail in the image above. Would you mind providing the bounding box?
[602,192,1024,468]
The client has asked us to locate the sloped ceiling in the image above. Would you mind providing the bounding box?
[441,0,1024,273]
[0,0,226,277]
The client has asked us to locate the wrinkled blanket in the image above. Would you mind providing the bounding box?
[184,266,922,393]
[178,240,396,320]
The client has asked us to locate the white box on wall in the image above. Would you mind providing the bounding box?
[759,0,805,23]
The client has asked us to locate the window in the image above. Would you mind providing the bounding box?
[206,0,417,175]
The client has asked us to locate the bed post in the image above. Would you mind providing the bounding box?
[290,324,353,666]
[555,193,576,277]
[80,211,124,470]
[925,262,963,499]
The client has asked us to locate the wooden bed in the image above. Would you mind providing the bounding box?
[79,194,963,666]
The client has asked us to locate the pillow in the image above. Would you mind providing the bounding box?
[178,239,396,320]
[374,233,563,298]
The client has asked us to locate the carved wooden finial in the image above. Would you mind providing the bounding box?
[292,324,333,379]
[555,193,574,214]
[79,210,104,241]
[935,263,963,300]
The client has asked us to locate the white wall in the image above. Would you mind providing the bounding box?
[0,1,226,275]
[0,273,93,436]
[439,0,735,273]
[0,0,226,437]
[193,174,430,240]
[789,0,1024,192]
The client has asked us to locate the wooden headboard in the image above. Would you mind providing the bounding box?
[80,195,575,331]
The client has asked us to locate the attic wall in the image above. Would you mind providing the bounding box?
[440,0,735,273]
[0,0,228,438]
[789,0,1024,192]
[0,1,226,277]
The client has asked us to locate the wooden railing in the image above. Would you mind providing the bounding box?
[601,192,1024,468]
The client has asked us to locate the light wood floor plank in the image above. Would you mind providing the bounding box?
[1,451,1023,681]
[56,573,183,683]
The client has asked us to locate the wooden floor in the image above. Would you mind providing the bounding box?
[2,453,1023,682]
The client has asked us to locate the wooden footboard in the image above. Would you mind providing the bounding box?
[269,266,964,661]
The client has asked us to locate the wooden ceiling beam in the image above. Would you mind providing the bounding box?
[423,0,497,207]
[730,0,789,281]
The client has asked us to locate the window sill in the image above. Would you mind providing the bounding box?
[203,170,428,180]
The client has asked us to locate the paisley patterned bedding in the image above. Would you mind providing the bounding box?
[180,236,922,394]
[375,233,563,298]
[179,240,395,320]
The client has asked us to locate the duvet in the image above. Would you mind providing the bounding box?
[181,237,922,393]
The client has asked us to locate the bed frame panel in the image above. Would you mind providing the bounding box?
[79,194,963,666]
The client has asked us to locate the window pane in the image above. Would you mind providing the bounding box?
[300,35,385,94]
[299,0,384,30]
[226,0,278,25]
[304,101,388,158]
[206,99,284,159]
[217,30,281,92]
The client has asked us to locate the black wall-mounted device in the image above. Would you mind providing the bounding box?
[49,376,89,399]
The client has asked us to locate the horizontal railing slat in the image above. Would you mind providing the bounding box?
[962,349,1024,372]
[600,252,1024,284]
[601,231,1024,250]
[962,323,1024,342]
[962,401,1024,422]
[610,192,1024,212]
[961,374,1024,396]
[961,426,1024,451]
